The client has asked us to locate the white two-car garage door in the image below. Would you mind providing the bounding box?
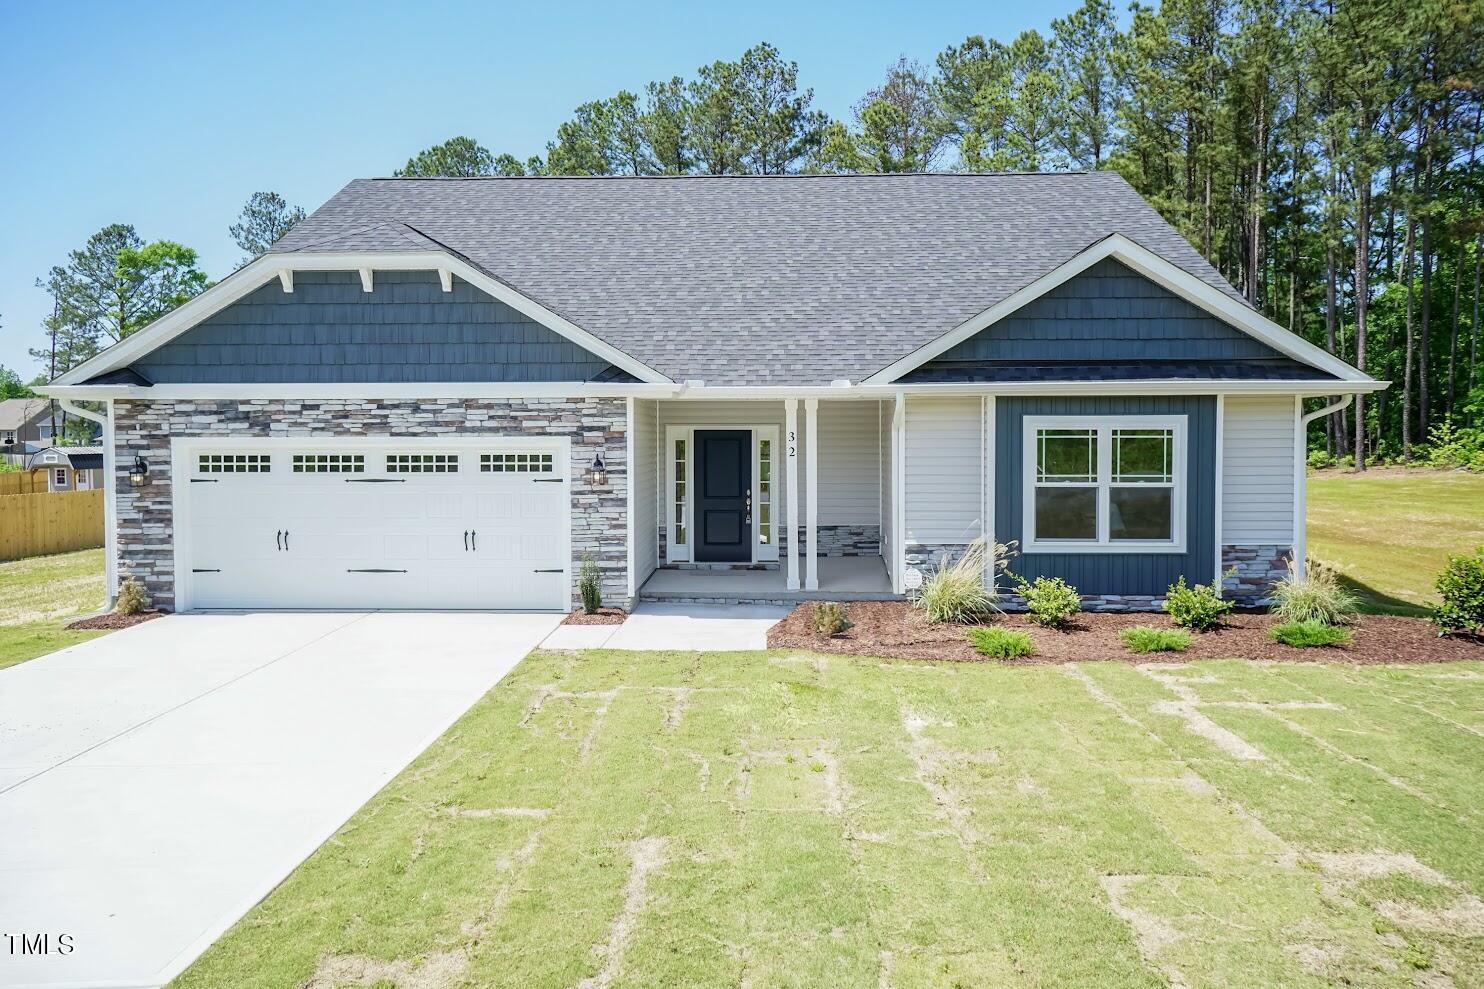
[177,440,569,611]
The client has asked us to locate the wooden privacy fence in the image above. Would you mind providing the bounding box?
[0,471,49,496]
[0,489,104,562]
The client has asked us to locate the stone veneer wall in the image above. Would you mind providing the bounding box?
[1221,544,1291,606]
[112,398,627,611]
[656,524,877,563]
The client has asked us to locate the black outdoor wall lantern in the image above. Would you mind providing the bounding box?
[586,452,608,487]
[128,455,149,486]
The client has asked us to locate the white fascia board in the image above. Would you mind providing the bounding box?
[51,250,671,387]
[37,382,682,401]
[36,379,1388,402]
[862,233,1376,386]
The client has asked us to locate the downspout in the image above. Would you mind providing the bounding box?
[1292,394,1354,581]
[58,398,118,610]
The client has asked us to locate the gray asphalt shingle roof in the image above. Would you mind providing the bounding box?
[270,172,1251,386]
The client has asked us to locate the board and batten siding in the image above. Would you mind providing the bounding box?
[631,399,659,586]
[995,396,1217,595]
[1221,396,1296,544]
[905,396,985,544]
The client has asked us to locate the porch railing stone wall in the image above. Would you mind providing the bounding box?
[112,397,627,611]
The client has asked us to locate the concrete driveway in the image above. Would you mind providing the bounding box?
[0,610,560,989]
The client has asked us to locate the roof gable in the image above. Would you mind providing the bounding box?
[867,233,1367,385]
[123,270,627,385]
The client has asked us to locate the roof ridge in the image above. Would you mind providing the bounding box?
[365,170,1103,182]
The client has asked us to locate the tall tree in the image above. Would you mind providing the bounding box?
[37,224,209,367]
[395,136,502,177]
[688,58,746,174]
[228,191,306,262]
[735,43,827,174]
[853,58,949,172]
[1051,0,1122,167]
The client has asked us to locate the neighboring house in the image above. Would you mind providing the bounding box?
[24,446,105,492]
[0,398,53,453]
[41,173,1384,613]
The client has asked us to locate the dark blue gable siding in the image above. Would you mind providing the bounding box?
[129,271,615,384]
[995,395,1216,596]
[936,259,1283,364]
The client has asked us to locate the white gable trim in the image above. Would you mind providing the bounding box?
[51,250,672,386]
[862,233,1373,386]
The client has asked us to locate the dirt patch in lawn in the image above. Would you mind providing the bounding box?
[766,601,1484,664]
[564,608,627,625]
[65,610,166,631]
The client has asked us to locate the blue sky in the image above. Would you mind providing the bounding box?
[0,0,1081,376]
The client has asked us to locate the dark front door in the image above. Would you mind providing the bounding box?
[694,430,752,562]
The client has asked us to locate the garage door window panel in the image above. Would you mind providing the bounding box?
[387,453,459,473]
[200,453,271,473]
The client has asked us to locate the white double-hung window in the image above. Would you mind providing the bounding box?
[1023,415,1186,553]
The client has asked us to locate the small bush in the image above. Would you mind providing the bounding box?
[967,626,1035,659]
[115,577,150,615]
[1270,621,1352,648]
[915,539,1003,624]
[577,556,602,614]
[1432,548,1484,636]
[1120,625,1191,653]
[1270,557,1359,626]
[1013,575,1081,629]
[1163,570,1235,631]
[811,601,853,637]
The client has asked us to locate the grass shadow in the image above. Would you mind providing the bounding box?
[1338,573,1431,618]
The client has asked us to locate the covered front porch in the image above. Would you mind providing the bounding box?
[639,556,895,604]
[628,395,906,604]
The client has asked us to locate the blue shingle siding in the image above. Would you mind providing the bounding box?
[129,271,614,383]
[935,259,1284,366]
[995,395,1216,596]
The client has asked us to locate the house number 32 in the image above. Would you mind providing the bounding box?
[788,430,797,457]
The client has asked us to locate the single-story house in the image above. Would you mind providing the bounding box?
[40,173,1385,613]
[25,446,105,492]
[0,397,54,453]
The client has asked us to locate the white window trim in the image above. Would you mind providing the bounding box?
[53,468,69,488]
[1021,414,1187,555]
[664,424,779,565]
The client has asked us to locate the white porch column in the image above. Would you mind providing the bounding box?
[785,398,800,590]
[805,398,819,591]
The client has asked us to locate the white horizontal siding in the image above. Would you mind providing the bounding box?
[818,401,880,524]
[905,396,984,543]
[1222,396,1295,544]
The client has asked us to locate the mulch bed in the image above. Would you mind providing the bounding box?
[564,608,627,626]
[767,601,1484,664]
[66,610,167,631]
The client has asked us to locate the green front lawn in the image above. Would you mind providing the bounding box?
[1308,469,1484,612]
[0,548,108,670]
[176,648,1484,989]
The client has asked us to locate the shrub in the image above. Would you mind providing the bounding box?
[577,556,602,614]
[1120,625,1191,653]
[914,539,1004,624]
[1422,416,1484,472]
[811,601,853,637]
[1432,548,1484,636]
[1270,621,1352,648]
[1162,571,1235,631]
[1013,575,1081,629]
[967,626,1034,659]
[115,577,150,615]
[1270,557,1359,626]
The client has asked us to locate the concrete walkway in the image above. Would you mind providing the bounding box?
[542,602,790,651]
[0,610,560,989]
